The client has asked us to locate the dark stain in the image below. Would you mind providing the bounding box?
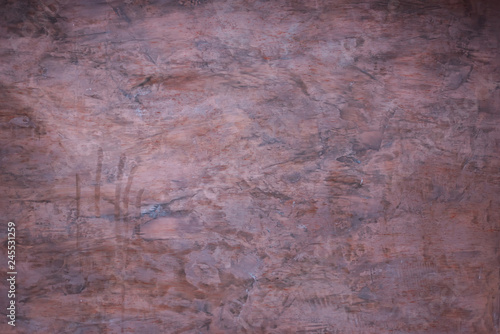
[178,0,209,7]
[112,5,132,24]
[250,187,292,201]
[0,84,45,136]
[0,0,66,39]
[236,230,254,242]
[283,172,302,183]
[117,154,127,182]
[371,0,441,14]
[336,156,361,164]
[8,115,35,128]
[63,279,86,295]
[292,75,310,96]
[478,87,500,115]
[146,204,191,219]
[476,15,486,30]
[372,51,399,62]
[258,135,281,147]
[69,53,78,65]
[444,65,473,91]
[339,107,367,124]
[325,172,362,196]
[358,286,376,301]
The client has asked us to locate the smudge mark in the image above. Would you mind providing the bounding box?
[95,147,103,217]
[9,116,34,128]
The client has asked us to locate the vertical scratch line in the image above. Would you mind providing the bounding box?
[115,154,126,221]
[112,153,126,334]
[76,173,81,218]
[95,147,103,217]
[75,171,82,271]
[123,163,138,219]
[136,188,144,218]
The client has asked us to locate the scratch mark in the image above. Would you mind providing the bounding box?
[95,147,103,217]
[143,51,156,65]
[351,65,377,81]
[279,295,296,316]
[134,76,152,88]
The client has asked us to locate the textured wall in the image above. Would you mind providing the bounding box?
[0,0,499,333]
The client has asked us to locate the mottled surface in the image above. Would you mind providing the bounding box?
[0,0,499,333]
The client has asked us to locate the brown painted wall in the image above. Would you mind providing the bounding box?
[1,0,499,332]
